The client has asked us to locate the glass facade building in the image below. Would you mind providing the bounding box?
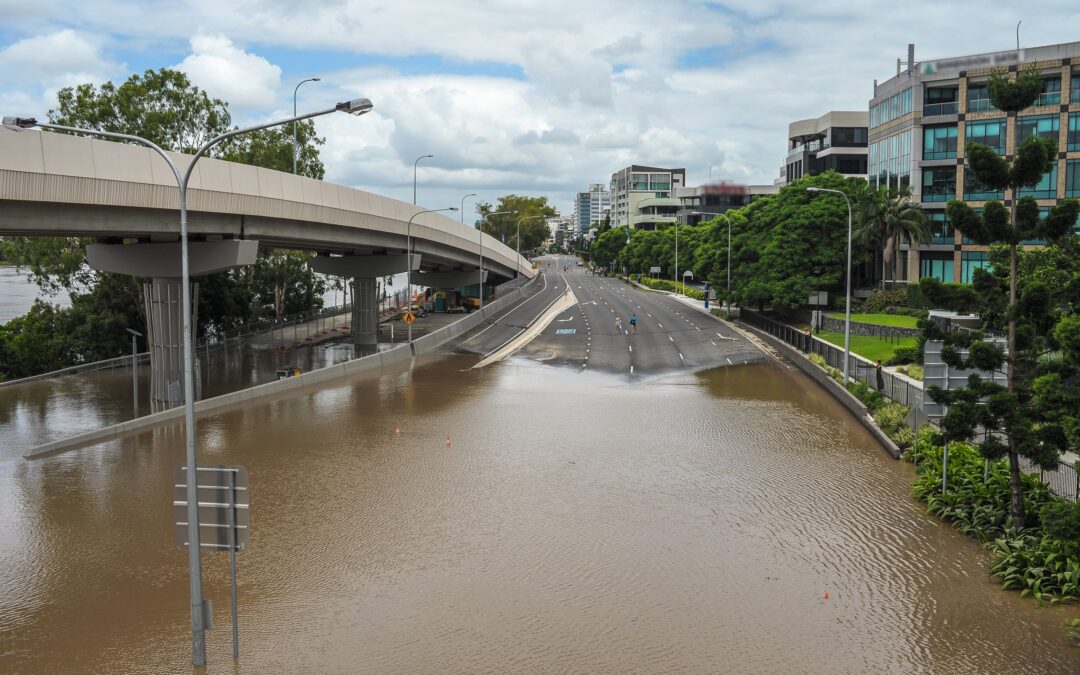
[869,40,1080,285]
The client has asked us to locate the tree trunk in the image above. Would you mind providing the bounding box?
[1007,234,1025,527]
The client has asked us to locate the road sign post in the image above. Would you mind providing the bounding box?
[402,311,416,325]
[174,465,249,660]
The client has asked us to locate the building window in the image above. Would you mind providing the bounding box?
[924,87,959,116]
[964,167,1004,201]
[870,89,912,128]
[1072,75,1080,103]
[923,125,957,159]
[1068,113,1080,152]
[965,118,1006,155]
[961,252,989,283]
[967,83,997,112]
[1017,162,1058,199]
[630,173,649,190]
[920,253,954,282]
[1017,114,1060,145]
[927,211,954,244]
[1067,160,1080,198]
[922,167,956,202]
[1036,77,1062,106]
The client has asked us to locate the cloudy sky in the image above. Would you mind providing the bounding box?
[1,1,1078,216]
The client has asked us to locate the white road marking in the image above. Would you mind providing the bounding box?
[658,323,664,328]
[628,345,632,352]
[726,357,732,365]
[678,353,684,361]
[668,336,674,342]
[711,341,717,346]
[630,365,634,374]
[647,313,653,318]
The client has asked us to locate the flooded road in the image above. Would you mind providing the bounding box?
[2,348,1076,673]
[0,265,70,324]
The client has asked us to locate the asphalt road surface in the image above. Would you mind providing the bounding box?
[461,255,764,377]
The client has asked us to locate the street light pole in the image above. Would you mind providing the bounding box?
[460,193,476,223]
[406,206,457,343]
[292,77,320,175]
[516,215,545,278]
[807,186,853,384]
[479,210,512,310]
[4,96,373,668]
[126,327,142,418]
[413,154,434,205]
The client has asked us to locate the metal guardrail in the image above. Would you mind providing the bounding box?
[740,308,924,410]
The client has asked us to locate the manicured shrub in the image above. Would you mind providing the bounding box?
[887,346,920,365]
[865,288,908,312]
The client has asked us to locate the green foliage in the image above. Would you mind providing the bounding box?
[846,380,885,412]
[590,228,628,270]
[895,364,924,381]
[988,65,1044,113]
[887,346,920,366]
[828,312,919,328]
[634,276,705,300]
[863,288,909,313]
[815,329,916,364]
[1042,501,1080,556]
[49,68,231,154]
[808,353,827,369]
[853,185,929,285]
[220,120,325,179]
[873,402,913,448]
[477,196,557,253]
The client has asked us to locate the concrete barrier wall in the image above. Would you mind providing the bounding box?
[24,275,541,459]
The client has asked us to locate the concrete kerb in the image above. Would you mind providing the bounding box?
[23,275,541,459]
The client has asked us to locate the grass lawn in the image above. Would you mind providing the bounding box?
[826,312,919,328]
[816,329,917,363]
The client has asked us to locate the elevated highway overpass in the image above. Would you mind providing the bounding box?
[0,127,535,408]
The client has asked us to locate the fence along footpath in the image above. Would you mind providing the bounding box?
[738,308,1079,502]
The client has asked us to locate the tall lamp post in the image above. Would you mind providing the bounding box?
[807,186,853,384]
[406,206,457,343]
[126,327,142,418]
[292,77,320,174]
[479,210,512,309]
[413,154,434,205]
[460,193,476,223]
[516,214,546,277]
[4,96,374,668]
[687,211,732,309]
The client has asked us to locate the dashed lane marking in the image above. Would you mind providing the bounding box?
[668,336,674,342]
[678,353,684,361]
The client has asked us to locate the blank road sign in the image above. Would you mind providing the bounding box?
[174,464,249,552]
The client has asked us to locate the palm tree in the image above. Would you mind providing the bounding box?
[855,186,929,289]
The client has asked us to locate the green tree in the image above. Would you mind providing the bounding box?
[477,195,557,253]
[854,186,929,288]
[49,68,232,153]
[928,65,1080,526]
[591,228,628,270]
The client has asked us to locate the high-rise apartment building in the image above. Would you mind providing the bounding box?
[609,165,686,230]
[574,184,611,233]
[870,41,1080,284]
[780,111,869,186]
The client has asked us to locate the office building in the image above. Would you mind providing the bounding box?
[779,111,869,186]
[675,182,779,224]
[574,184,611,234]
[870,41,1080,284]
[609,165,686,230]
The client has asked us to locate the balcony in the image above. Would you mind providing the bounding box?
[786,139,830,161]
[1035,92,1061,107]
[923,102,958,116]
[967,99,997,113]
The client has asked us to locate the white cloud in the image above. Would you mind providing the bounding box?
[0,29,116,86]
[4,1,1080,217]
[174,34,281,110]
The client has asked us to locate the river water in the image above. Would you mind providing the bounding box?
[0,266,71,324]
[1,352,1077,672]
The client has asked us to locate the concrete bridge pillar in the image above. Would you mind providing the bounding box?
[311,254,420,347]
[86,240,258,411]
[350,277,378,346]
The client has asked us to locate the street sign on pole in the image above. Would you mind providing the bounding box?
[402,311,416,325]
[649,266,661,274]
[174,464,249,659]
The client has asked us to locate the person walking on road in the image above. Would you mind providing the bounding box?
[615,314,623,334]
[629,313,638,334]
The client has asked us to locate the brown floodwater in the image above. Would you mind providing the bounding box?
[1,354,1077,673]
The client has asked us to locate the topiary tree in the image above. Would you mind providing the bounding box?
[928,64,1080,527]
